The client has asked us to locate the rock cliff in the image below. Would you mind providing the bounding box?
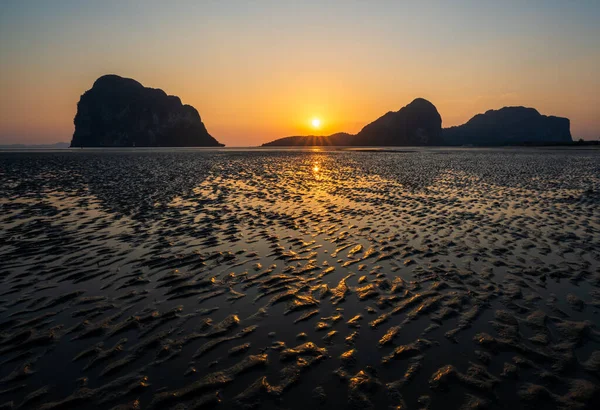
[355,98,443,145]
[442,107,571,145]
[70,75,223,147]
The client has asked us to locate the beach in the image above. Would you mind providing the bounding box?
[0,147,599,409]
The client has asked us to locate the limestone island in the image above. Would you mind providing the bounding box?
[262,98,572,147]
[442,106,571,145]
[70,75,223,147]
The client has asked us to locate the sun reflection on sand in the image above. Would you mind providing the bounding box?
[0,150,599,409]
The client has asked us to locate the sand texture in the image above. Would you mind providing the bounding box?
[0,148,599,409]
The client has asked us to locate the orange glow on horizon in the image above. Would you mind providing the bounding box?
[0,2,598,145]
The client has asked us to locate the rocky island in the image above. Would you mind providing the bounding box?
[261,132,354,147]
[70,75,223,147]
[442,106,572,145]
[263,98,443,147]
[356,98,443,146]
[263,99,572,147]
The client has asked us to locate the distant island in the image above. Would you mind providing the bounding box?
[443,107,571,145]
[262,98,573,147]
[0,142,70,149]
[70,75,223,147]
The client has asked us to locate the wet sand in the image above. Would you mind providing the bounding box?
[0,148,599,409]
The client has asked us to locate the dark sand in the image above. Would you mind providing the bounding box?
[0,148,599,409]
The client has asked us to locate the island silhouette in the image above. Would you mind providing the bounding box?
[70,75,572,147]
[264,99,572,146]
[70,75,223,147]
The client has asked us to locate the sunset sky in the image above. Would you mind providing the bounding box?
[1,0,599,146]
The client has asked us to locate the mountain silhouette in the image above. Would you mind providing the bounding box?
[442,107,571,145]
[70,75,223,147]
[263,98,442,146]
[261,133,353,147]
[356,98,443,145]
[263,100,572,146]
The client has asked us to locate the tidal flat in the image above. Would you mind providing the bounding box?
[0,148,599,409]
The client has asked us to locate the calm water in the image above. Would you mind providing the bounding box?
[0,148,599,409]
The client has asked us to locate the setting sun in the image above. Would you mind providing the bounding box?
[311,118,321,128]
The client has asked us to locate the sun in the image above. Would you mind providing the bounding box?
[311,118,321,128]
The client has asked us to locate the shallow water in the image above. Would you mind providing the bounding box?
[0,147,599,409]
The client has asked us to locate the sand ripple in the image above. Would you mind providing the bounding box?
[0,148,599,409]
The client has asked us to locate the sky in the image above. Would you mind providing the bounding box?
[0,0,599,146]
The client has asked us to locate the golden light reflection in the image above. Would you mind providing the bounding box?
[313,164,320,172]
